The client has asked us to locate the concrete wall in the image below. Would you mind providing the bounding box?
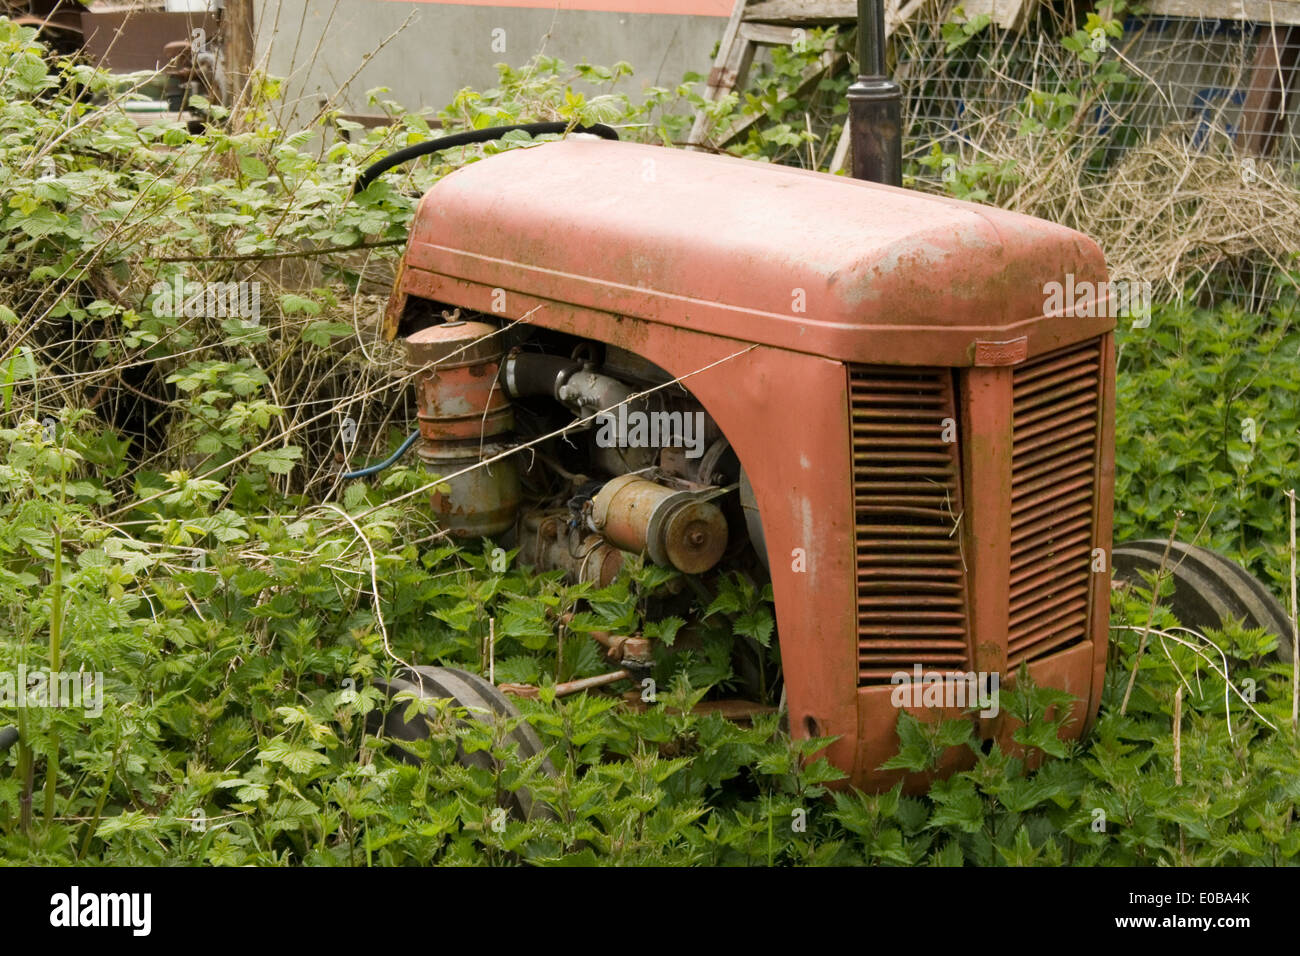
[256,0,728,123]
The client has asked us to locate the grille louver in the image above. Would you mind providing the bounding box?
[850,368,970,686]
[1007,341,1103,668]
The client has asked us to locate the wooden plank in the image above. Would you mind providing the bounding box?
[1145,0,1300,25]
[689,0,930,150]
[744,0,930,28]
[224,0,256,109]
[738,22,803,45]
[829,114,851,173]
[743,0,857,24]
[716,50,840,145]
[1236,24,1300,155]
[703,0,750,92]
[687,0,751,146]
[962,0,1028,31]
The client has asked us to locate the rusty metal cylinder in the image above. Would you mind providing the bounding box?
[519,512,625,586]
[589,474,728,575]
[407,320,513,441]
[405,321,518,537]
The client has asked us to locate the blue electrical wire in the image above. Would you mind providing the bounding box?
[342,429,421,480]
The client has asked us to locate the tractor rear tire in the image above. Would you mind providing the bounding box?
[368,665,556,821]
[1111,540,1294,662]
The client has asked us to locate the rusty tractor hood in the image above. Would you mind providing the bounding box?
[400,138,1111,366]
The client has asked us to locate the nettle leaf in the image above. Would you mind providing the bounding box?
[644,615,684,647]
[704,588,742,618]
[878,711,933,772]
[926,778,985,833]
[434,600,476,631]
[279,293,321,316]
[302,320,353,348]
[733,607,774,646]
[250,445,302,474]
[238,155,268,179]
[257,740,330,774]
[500,608,552,650]
[1013,719,1071,760]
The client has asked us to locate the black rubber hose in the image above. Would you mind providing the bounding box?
[352,121,620,195]
[506,352,584,399]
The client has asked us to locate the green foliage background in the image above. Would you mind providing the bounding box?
[0,15,1298,866]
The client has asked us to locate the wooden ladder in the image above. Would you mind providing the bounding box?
[687,0,929,170]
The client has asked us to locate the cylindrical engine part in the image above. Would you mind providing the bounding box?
[416,438,520,538]
[589,474,727,575]
[406,320,519,537]
[407,321,513,442]
[519,512,625,586]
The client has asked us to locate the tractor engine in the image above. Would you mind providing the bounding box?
[381,137,1117,793]
[401,316,739,583]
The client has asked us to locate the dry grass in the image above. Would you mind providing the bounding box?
[886,2,1300,305]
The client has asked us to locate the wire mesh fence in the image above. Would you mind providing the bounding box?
[888,5,1300,311]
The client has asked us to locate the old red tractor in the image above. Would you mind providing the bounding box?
[353,14,1293,799]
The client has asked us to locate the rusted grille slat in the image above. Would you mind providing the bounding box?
[1011,351,1098,387]
[860,572,962,584]
[1014,392,1097,431]
[1007,341,1102,669]
[1009,530,1092,578]
[1011,477,1094,521]
[1012,494,1091,533]
[1013,363,1100,408]
[857,554,964,566]
[1012,453,1094,493]
[850,367,970,685]
[1009,542,1093,598]
[857,642,972,650]
[1009,610,1090,656]
[1009,582,1091,629]
[1011,431,1094,472]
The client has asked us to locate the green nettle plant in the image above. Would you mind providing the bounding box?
[0,15,1297,866]
[1113,292,1300,592]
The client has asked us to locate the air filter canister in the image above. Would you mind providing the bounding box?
[405,321,519,537]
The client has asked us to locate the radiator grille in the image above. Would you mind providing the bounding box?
[1007,341,1103,668]
[850,368,970,686]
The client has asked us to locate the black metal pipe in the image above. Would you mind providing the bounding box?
[846,0,902,186]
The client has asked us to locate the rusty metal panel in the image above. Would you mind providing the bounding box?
[404,139,1113,367]
[959,366,1012,692]
[1007,339,1104,668]
[849,366,970,685]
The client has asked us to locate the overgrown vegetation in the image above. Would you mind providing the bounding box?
[1,12,1298,866]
